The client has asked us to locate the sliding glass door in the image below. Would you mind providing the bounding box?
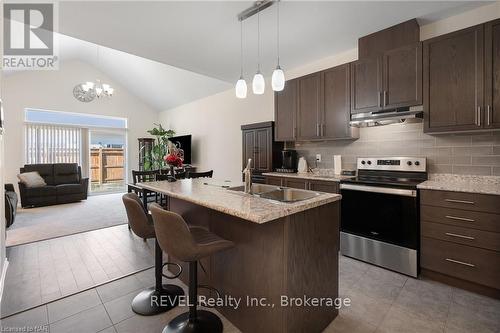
[24,109,128,195]
[89,129,126,194]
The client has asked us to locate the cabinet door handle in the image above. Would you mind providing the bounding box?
[445,258,475,268]
[445,232,475,240]
[383,91,387,107]
[487,105,491,126]
[476,106,481,126]
[293,127,296,138]
[321,124,325,137]
[316,123,320,136]
[445,199,474,205]
[445,215,475,222]
[378,91,381,107]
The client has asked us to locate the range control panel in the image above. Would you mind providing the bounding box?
[357,157,426,172]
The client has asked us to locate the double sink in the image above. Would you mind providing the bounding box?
[227,184,320,203]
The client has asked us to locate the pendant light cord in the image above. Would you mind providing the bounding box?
[240,21,243,77]
[276,0,280,66]
[257,8,260,72]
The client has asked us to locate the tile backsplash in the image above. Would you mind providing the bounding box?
[292,122,500,176]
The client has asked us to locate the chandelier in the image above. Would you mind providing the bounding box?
[83,80,114,98]
[73,45,114,102]
[73,80,113,102]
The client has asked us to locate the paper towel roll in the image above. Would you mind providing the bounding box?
[334,155,342,175]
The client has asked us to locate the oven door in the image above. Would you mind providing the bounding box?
[340,183,419,250]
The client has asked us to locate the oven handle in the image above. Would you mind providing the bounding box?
[340,183,417,197]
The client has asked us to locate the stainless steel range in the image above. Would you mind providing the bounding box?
[339,157,427,277]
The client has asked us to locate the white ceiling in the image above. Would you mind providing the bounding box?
[56,34,231,111]
[58,1,492,83]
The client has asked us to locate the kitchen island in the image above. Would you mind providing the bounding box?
[139,179,342,333]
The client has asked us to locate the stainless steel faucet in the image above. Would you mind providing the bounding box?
[243,158,252,193]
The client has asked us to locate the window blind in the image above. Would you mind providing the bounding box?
[25,124,82,164]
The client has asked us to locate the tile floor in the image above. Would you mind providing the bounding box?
[1,256,499,333]
[1,225,156,317]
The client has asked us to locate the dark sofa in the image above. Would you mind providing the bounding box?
[18,163,89,208]
[5,184,18,227]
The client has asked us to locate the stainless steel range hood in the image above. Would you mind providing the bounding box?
[350,105,423,127]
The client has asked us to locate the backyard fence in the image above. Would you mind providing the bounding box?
[90,148,124,184]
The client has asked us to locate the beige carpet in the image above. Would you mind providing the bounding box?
[6,193,128,247]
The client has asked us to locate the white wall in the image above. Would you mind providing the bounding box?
[159,3,500,182]
[3,60,159,191]
[0,0,7,298]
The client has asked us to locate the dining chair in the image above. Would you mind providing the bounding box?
[186,170,213,179]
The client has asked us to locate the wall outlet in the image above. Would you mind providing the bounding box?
[316,154,321,162]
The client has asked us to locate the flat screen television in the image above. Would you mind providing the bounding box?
[169,135,192,165]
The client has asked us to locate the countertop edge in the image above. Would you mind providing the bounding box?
[262,172,347,182]
[139,182,342,224]
[417,183,500,196]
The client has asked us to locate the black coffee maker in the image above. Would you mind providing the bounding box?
[276,150,297,173]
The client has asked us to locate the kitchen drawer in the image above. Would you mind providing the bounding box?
[421,221,500,252]
[284,178,308,190]
[421,205,500,233]
[421,237,500,289]
[420,190,500,214]
[308,180,339,194]
[265,176,283,187]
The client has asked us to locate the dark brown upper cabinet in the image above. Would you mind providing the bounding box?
[242,129,256,169]
[423,24,484,133]
[241,122,283,179]
[485,18,500,129]
[322,64,355,139]
[274,79,297,141]
[351,43,422,114]
[274,65,357,142]
[297,72,322,140]
[350,57,382,113]
[383,43,422,109]
[358,19,420,59]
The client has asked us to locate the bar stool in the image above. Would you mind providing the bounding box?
[122,193,184,315]
[150,203,234,333]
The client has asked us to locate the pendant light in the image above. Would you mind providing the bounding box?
[252,8,265,95]
[235,20,247,99]
[271,0,285,91]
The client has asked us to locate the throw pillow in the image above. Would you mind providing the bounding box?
[17,171,47,188]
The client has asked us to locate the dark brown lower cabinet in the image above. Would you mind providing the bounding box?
[284,178,308,190]
[420,189,500,298]
[308,180,339,193]
[265,176,283,187]
[265,176,340,194]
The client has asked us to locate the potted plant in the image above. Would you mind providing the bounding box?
[144,124,175,171]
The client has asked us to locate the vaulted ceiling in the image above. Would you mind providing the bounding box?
[58,1,491,83]
[4,1,493,112]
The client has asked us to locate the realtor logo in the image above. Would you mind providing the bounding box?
[3,3,59,70]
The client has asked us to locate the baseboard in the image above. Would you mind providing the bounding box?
[421,269,500,299]
[0,259,9,302]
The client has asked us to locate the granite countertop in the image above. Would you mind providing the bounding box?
[417,174,500,196]
[138,179,341,224]
[262,171,354,182]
